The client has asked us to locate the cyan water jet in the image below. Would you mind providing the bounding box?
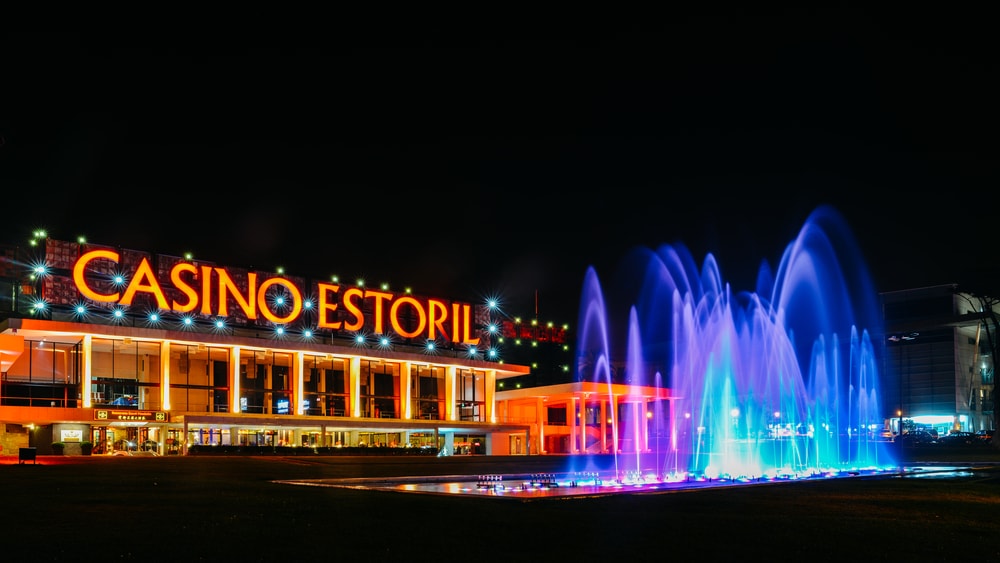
[573,205,895,482]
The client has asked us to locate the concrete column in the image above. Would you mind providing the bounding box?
[640,400,649,451]
[401,361,412,419]
[160,340,171,411]
[293,351,303,415]
[600,400,608,453]
[82,335,93,407]
[349,357,361,417]
[537,396,546,454]
[445,366,457,421]
[230,346,240,414]
[611,394,619,453]
[485,369,497,423]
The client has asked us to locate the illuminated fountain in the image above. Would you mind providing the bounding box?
[573,205,896,484]
[287,206,900,499]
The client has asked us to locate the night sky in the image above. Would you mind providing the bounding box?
[3,18,996,326]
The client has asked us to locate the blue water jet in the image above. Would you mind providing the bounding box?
[574,205,896,482]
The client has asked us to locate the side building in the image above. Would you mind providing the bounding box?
[881,284,997,437]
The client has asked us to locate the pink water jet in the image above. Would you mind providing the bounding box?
[574,205,895,481]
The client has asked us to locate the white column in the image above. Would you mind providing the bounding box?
[600,400,608,453]
[161,340,171,411]
[401,361,412,419]
[230,346,240,414]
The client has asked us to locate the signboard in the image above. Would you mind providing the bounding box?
[94,409,169,423]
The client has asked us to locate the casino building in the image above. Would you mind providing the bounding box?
[0,234,671,457]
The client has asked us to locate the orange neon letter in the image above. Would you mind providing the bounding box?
[364,290,393,334]
[119,257,169,308]
[428,299,449,341]
[342,288,365,331]
[461,303,480,345]
[199,265,213,315]
[389,296,426,338]
[451,303,462,344]
[216,268,257,319]
[73,249,121,303]
[316,282,342,329]
[258,277,302,324]
[170,263,199,312]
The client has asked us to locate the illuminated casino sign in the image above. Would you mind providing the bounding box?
[58,244,480,345]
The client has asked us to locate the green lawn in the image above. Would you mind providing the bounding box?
[2,447,998,562]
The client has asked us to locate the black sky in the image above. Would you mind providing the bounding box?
[2,17,997,325]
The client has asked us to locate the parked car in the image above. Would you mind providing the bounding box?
[938,431,977,446]
[895,430,936,445]
[976,429,995,445]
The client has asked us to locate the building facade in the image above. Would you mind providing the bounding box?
[882,284,997,437]
[0,236,667,457]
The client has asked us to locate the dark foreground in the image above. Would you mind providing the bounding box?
[2,449,999,562]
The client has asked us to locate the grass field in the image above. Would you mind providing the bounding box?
[2,447,999,562]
